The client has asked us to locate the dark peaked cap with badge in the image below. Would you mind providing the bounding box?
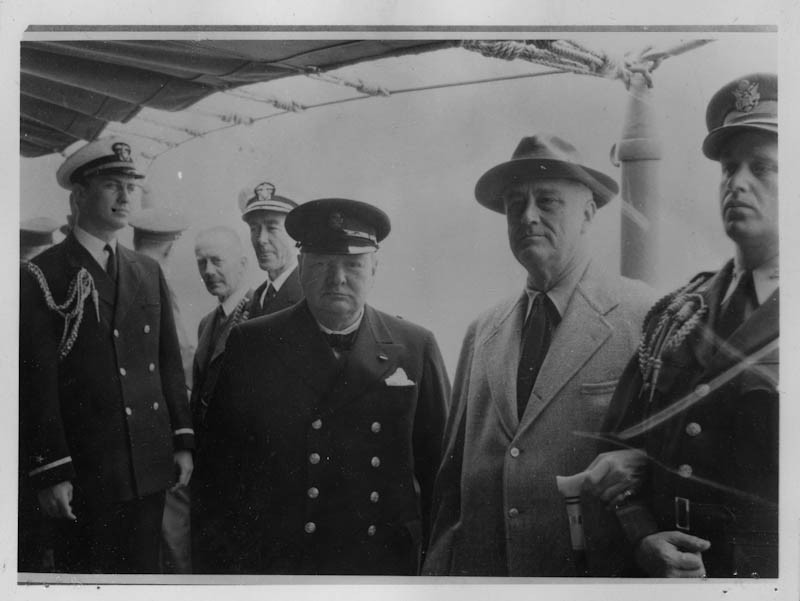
[56,137,146,189]
[474,133,619,212]
[702,72,777,159]
[286,198,391,255]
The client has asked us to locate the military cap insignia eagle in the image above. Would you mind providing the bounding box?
[732,80,760,113]
[112,142,132,162]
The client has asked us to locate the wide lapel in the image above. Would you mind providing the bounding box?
[269,267,303,313]
[705,286,779,378]
[194,311,216,374]
[518,264,613,431]
[64,235,116,319]
[482,294,527,439]
[209,290,254,365]
[320,306,402,416]
[269,302,342,397]
[112,244,142,326]
[687,261,735,371]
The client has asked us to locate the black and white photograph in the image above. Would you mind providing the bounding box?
[4,1,798,600]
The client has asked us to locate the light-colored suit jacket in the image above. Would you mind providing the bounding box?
[423,261,653,576]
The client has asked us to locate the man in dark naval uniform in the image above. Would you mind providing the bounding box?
[602,73,779,578]
[19,137,195,573]
[205,198,450,574]
[238,180,303,318]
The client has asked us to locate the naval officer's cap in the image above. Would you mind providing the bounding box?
[56,137,146,190]
[286,198,391,255]
[129,207,189,243]
[238,180,298,221]
[703,73,777,160]
[21,217,61,247]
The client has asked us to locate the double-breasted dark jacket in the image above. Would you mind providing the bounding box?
[204,301,450,575]
[19,235,194,506]
[607,260,779,578]
[246,266,302,319]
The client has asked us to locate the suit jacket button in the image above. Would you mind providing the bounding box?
[367,525,377,536]
[371,422,381,434]
[309,453,321,465]
[369,491,379,503]
[509,447,520,458]
[304,522,316,534]
[311,419,322,430]
[371,456,381,468]
[307,487,320,499]
[144,325,151,333]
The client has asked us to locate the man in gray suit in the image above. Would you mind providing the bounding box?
[190,226,252,573]
[423,133,654,576]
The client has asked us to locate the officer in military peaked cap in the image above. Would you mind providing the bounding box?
[595,73,779,578]
[238,180,303,318]
[201,197,450,574]
[19,137,194,573]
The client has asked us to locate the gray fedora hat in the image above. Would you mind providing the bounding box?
[475,134,619,213]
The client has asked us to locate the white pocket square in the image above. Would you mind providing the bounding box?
[385,367,415,387]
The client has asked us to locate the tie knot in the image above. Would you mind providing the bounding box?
[326,331,358,352]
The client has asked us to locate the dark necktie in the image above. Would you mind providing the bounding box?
[261,283,277,309]
[204,306,227,370]
[516,293,559,420]
[326,331,358,352]
[104,244,117,281]
[716,270,757,341]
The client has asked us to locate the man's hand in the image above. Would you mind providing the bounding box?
[581,449,648,509]
[172,450,194,491]
[635,531,710,577]
[37,481,77,520]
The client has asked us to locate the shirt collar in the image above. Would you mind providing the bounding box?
[73,224,116,269]
[729,254,779,305]
[524,255,590,320]
[316,307,365,336]
[269,259,298,292]
[219,284,250,317]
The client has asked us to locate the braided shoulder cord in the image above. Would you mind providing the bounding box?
[229,295,251,326]
[22,262,97,361]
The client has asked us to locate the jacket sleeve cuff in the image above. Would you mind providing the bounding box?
[615,501,660,546]
[173,429,195,451]
[29,456,76,491]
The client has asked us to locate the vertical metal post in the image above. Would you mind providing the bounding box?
[617,73,663,284]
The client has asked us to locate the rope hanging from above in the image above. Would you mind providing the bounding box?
[461,39,713,89]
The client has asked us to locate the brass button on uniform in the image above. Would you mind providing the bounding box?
[311,419,322,430]
[509,447,520,458]
[371,456,381,468]
[369,491,379,503]
[685,422,702,437]
[148,363,155,372]
[152,402,159,410]
[371,422,382,434]
[113,329,120,338]
[143,325,151,333]
[678,464,693,478]
[309,453,321,465]
[119,367,127,376]
[307,487,319,499]
[125,407,132,416]
[304,522,316,534]
[695,383,710,397]
[367,525,376,536]
[508,507,519,517]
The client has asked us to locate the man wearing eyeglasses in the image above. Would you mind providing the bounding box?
[19,138,194,573]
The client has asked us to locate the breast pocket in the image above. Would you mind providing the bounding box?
[580,379,618,412]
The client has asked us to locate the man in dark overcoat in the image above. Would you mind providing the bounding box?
[205,198,450,574]
[19,137,194,573]
[601,73,779,578]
